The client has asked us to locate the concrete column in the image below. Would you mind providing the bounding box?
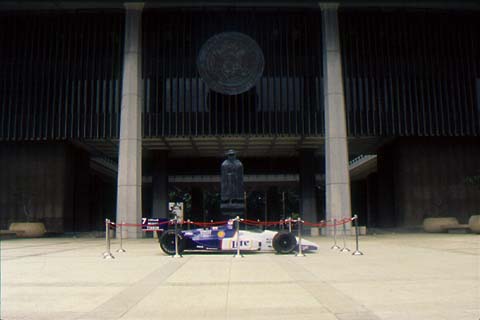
[116,3,144,238]
[152,151,169,219]
[299,149,318,234]
[321,4,352,225]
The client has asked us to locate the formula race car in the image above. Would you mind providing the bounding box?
[156,219,319,255]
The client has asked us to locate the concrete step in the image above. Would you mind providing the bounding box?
[0,230,22,239]
[446,224,470,234]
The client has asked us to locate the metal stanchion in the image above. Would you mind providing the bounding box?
[288,217,292,233]
[173,214,182,258]
[187,219,191,230]
[116,221,126,253]
[295,218,305,257]
[331,219,341,250]
[103,219,115,259]
[340,220,350,252]
[233,216,243,258]
[352,215,364,256]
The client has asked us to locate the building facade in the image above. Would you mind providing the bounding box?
[1,1,479,235]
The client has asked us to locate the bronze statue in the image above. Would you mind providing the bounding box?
[220,150,245,216]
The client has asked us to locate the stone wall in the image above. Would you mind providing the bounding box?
[0,142,92,233]
[377,138,480,227]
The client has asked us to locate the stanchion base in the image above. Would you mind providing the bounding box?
[233,254,244,258]
[352,250,364,256]
[340,248,351,252]
[103,253,115,259]
[294,253,306,257]
[331,245,341,250]
[116,248,126,253]
[172,254,183,258]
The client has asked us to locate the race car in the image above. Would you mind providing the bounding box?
[157,219,319,255]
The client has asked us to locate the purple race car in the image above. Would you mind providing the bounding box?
[150,219,318,255]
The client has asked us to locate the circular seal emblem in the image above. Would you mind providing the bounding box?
[197,32,265,95]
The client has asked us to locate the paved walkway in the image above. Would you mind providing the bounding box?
[1,233,479,320]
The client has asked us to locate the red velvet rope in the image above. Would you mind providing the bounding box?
[242,219,284,227]
[107,216,356,229]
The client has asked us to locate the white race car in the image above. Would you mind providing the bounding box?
[157,220,319,255]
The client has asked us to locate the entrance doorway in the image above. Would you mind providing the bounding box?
[168,183,300,226]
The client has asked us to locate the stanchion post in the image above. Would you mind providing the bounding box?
[331,219,341,250]
[295,218,306,257]
[352,215,364,256]
[288,217,292,233]
[233,216,243,258]
[173,214,182,258]
[187,219,191,230]
[116,221,126,253]
[103,219,115,259]
[340,219,350,252]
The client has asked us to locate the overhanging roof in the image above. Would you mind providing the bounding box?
[1,0,479,10]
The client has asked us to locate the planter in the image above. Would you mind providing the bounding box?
[423,217,459,233]
[9,222,46,238]
[468,215,480,234]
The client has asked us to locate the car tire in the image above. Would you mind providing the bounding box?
[159,230,185,255]
[272,231,297,254]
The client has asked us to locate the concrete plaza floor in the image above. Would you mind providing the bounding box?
[1,233,479,320]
